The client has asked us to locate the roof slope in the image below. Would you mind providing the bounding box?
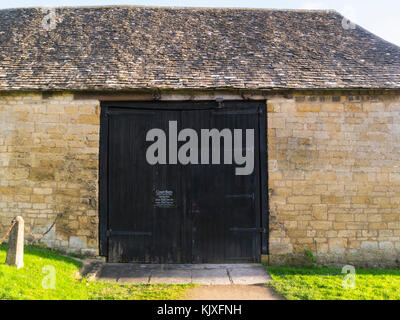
[0,6,399,91]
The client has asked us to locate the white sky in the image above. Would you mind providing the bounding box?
[0,0,399,46]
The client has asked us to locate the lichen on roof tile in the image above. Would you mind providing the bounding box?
[0,6,399,91]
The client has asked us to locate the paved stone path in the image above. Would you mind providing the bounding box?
[96,263,271,285]
[183,284,282,300]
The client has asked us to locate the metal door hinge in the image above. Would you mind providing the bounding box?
[230,227,266,233]
[225,193,254,200]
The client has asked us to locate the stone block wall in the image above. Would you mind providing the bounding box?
[267,92,400,268]
[0,92,99,255]
[1,90,400,266]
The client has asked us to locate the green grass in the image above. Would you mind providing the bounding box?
[0,244,192,300]
[267,266,400,300]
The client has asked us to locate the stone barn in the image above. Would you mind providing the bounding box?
[0,6,400,268]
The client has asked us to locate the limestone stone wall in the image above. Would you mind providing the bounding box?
[1,90,400,266]
[0,92,99,255]
[267,92,400,268]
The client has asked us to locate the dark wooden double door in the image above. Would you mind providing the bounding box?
[100,101,266,263]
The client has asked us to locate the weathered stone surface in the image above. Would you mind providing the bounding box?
[191,268,231,285]
[268,93,400,268]
[1,8,400,91]
[150,270,192,284]
[0,92,99,255]
[1,91,400,268]
[96,263,271,285]
[5,216,24,269]
[229,266,271,285]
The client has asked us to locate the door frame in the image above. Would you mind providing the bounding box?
[98,100,269,259]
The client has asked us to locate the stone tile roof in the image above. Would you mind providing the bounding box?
[0,6,399,91]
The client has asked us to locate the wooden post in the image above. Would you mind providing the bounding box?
[5,216,24,269]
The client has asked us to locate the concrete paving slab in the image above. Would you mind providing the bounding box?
[117,271,151,284]
[124,264,164,270]
[96,265,121,282]
[150,269,192,284]
[191,268,231,285]
[229,266,271,284]
[95,263,271,285]
[190,264,250,270]
[184,285,283,300]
